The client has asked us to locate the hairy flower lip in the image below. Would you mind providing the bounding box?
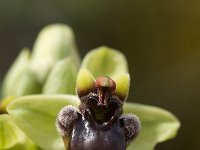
[85,108,118,127]
[85,101,120,126]
[79,92,123,126]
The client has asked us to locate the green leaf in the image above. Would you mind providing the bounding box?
[43,57,78,95]
[1,48,30,97]
[30,24,80,83]
[7,95,180,150]
[124,102,180,150]
[0,114,25,149]
[7,95,80,150]
[81,46,128,78]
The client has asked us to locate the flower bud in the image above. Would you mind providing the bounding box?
[30,24,80,83]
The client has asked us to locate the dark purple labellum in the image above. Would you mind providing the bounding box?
[56,76,140,150]
[69,112,126,150]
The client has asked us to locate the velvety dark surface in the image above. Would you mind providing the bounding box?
[69,115,125,150]
[0,0,200,149]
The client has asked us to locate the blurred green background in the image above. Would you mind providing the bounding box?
[0,0,199,149]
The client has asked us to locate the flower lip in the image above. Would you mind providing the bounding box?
[83,94,122,125]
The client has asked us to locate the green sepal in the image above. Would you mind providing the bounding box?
[1,48,30,97]
[124,103,180,150]
[14,68,41,96]
[81,46,128,78]
[7,137,41,150]
[7,95,80,150]
[0,114,25,149]
[43,57,78,95]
